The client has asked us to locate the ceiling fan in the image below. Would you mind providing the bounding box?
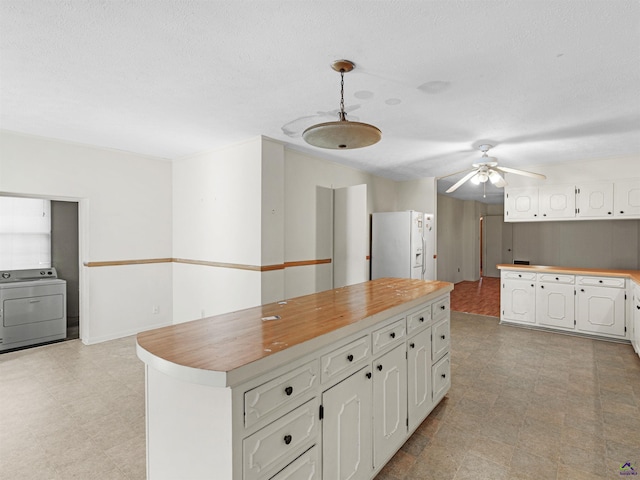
[442,144,546,193]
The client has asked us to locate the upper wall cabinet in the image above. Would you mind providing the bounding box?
[576,182,614,218]
[614,179,640,217]
[505,178,640,222]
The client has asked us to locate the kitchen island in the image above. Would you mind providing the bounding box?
[137,277,453,480]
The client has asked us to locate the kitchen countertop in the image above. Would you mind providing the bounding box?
[497,264,640,285]
[136,277,453,387]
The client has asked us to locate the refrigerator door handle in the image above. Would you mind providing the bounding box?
[422,235,427,277]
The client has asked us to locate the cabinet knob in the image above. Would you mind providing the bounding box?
[608,212,612,215]
[555,277,559,281]
[531,284,534,287]
[410,342,415,349]
[366,372,372,379]
[347,354,354,362]
[284,386,293,396]
[441,334,446,340]
[419,316,424,322]
[518,274,522,278]
[441,373,446,378]
[636,305,639,310]
[534,214,537,217]
[541,285,544,289]
[390,332,396,339]
[620,211,624,214]
[581,288,585,292]
[543,213,547,216]
[283,434,292,445]
[440,305,446,310]
[598,280,603,283]
[377,364,383,371]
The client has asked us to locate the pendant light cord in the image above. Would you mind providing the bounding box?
[339,69,346,121]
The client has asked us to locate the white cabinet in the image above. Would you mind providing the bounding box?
[407,328,432,432]
[270,446,320,480]
[576,182,614,218]
[536,274,575,330]
[614,179,640,217]
[504,187,539,220]
[372,344,407,469]
[575,276,627,338]
[432,354,451,404]
[322,367,373,480]
[538,185,576,219]
[501,271,536,324]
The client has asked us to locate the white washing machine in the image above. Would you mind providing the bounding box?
[0,268,67,352]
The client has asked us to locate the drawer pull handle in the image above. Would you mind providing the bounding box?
[419,316,424,322]
[599,280,603,283]
[410,342,415,349]
[441,373,446,379]
[440,305,446,310]
[366,372,372,379]
[377,364,383,371]
[581,288,585,292]
[518,274,522,277]
[347,354,354,362]
[440,335,446,340]
[390,332,396,339]
[284,386,293,396]
[283,435,292,445]
[555,277,559,280]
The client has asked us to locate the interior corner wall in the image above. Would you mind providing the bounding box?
[0,131,173,344]
[395,177,437,214]
[172,137,265,323]
[283,148,397,299]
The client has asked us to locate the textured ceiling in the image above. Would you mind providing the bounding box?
[1,0,639,204]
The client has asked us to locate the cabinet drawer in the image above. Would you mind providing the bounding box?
[407,306,431,335]
[269,446,319,480]
[503,271,536,281]
[372,318,406,354]
[243,398,319,480]
[432,353,450,402]
[432,318,450,362]
[537,273,574,284]
[245,361,319,428]
[321,336,370,383]
[576,276,625,288]
[432,296,450,321]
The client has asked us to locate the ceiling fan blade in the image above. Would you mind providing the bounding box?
[496,166,546,180]
[488,170,507,187]
[445,170,479,193]
[437,167,475,180]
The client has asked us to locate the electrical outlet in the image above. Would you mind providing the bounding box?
[152,305,160,314]
[457,267,460,272]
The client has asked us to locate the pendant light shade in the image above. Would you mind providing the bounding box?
[303,60,381,150]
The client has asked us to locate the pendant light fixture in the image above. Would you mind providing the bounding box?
[303,60,382,150]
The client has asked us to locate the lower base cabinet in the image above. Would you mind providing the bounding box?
[575,284,626,337]
[536,282,575,330]
[322,367,373,480]
[407,328,432,432]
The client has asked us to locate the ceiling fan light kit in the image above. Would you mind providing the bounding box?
[303,60,382,150]
[444,144,546,194]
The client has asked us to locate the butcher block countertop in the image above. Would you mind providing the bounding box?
[497,264,640,285]
[136,278,453,388]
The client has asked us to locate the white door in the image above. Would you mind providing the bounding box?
[372,344,407,469]
[576,286,626,337]
[504,187,539,221]
[333,184,368,288]
[613,179,640,217]
[407,328,432,432]
[536,283,575,329]
[538,185,576,219]
[576,182,614,218]
[322,368,373,480]
[483,215,503,278]
[501,279,536,323]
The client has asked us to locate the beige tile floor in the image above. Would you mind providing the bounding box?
[1,313,639,479]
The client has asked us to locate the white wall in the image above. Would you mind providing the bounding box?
[0,131,173,343]
[283,147,397,298]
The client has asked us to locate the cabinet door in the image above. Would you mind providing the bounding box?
[536,283,575,329]
[372,344,407,469]
[614,179,640,217]
[504,187,539,221]
[322,368,372,480]
[539,185,576,219]
[269,446,319,480]
[501,279,536,323]
[633,285,640,356]
[576,286,626,337]
[407,328,432,432]
[576,182,614,218]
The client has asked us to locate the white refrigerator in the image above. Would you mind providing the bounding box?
[371,211,435,281]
